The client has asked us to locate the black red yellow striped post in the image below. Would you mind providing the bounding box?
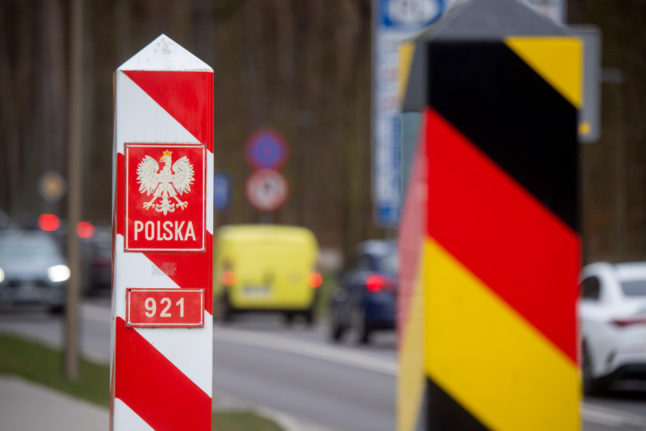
[397,1,582,429]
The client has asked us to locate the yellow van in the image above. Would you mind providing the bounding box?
[213,224,322,325]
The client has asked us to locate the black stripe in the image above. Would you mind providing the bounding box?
[427,41,579,231]
[426,377,489,430]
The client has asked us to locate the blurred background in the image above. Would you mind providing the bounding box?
[0,1,645,431]
[1,0,643,263]
[0,0,380,263]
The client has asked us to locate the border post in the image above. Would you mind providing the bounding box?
[110,34,214,430]
[398,1,582,429]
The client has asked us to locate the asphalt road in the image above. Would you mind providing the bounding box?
[0,301,645,431]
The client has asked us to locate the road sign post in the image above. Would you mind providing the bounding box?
[244,128,290,218]
[110,35,213,430]
[372,0,446,227]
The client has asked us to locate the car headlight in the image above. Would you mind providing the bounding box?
[0,267,4,283]
[47,265,70,283]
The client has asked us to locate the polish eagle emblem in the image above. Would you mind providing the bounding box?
[137,150,195,215]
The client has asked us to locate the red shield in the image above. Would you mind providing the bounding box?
[125,143,205,252]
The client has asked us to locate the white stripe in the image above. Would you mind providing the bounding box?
[118,34,212,72]
[112,235,181,321]
[114,72,199,154]
[113,398,154,430]
[206,150,214,234]
[136,312,213,397]
[213,327,397,375]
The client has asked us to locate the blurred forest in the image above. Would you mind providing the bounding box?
[569,1,646,262]
[0,0,376,258]
[0,0,645,262]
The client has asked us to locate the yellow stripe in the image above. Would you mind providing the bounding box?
[505,37,583,108]
[398,42,415,105]
[424,238,580,431]
[397,254,426,431]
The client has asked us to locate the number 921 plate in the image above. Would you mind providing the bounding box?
[126,288,204,328]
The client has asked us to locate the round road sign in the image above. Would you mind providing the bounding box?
[245,128,289,170]
[245,169,289,212]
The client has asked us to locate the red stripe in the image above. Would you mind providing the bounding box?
[114,317,211,430]
[426,108,580,362]
[144,232,213,314]
[123,71,214,151]
[397,120,427,344]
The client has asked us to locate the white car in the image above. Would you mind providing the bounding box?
[579,262,646,394]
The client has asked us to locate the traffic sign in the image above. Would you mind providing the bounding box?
[213,173,231,211]
[373,0,447,227]
[245,128,289,170]
[245,169,288,212]
[380,0,444,29]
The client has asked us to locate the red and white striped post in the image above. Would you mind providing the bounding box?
[110,34,213,430]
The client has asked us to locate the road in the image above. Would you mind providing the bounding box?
[1,300,645,431]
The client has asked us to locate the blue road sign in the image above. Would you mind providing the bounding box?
[245,129,289,170]
[373,0,446,228]
[213,173,231,211]
[380,0,445,30]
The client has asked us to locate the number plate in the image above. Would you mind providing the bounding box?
[243,285,270,297]
[126,288,204,328]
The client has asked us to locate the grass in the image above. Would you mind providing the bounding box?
[0,331,283,431]
[212,411,283,431]
[0,331,110,406]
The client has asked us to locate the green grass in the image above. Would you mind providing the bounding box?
[0,331,110,406]
[0,331,283,430]
[212,411,284,431]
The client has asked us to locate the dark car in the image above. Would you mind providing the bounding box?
[85,226,112,294]
[329,240,397,344]
[0,230,69,313]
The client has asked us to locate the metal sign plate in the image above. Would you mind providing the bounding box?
[373,0,446,227]
[126,288,204,328]
[125,143,206,252]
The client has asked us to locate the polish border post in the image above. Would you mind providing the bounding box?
[110,35,214,430]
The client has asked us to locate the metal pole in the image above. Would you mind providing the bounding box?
[64,0,83,380]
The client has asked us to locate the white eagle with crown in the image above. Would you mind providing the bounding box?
[137,150,195,215]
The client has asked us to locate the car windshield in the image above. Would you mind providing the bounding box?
[0,234,60,260]
[620,279,646,297]
[377,253,398,277]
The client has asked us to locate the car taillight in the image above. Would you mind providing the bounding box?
[77,221,95,238]
[307,272,323,288]
[366,275,385,292]
[611,317,646,327]
[221,270,237,287]
[39,213,60,231]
